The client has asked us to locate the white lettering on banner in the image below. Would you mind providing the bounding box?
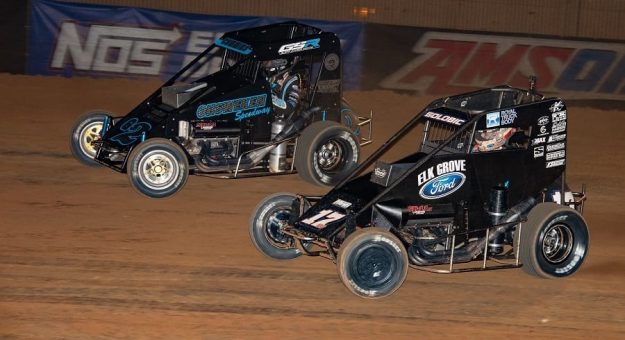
[379,32,625,100]
[51,22,183,75]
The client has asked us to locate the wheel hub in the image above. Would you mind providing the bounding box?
[79,122,102,157]
[265,209,293,248]
[139,151,179,189]
[542,223,574,264]
[353,246,395,288]
[317,140,343,171]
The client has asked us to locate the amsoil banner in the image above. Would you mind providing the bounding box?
[365,24,625,100]
[28,0,364,89]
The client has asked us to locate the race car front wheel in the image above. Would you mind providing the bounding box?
[295,121,360,186]
[127,138,189,199]
[337,228,408,299]
[516,203,589,278]
[70,111,109,167]
[249,193,310,260]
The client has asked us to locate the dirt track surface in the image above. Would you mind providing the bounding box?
[1,74,624,338]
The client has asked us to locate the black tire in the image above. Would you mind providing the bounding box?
[249,193,310,260]
[295,121,360,186]
[69,111,109,167]
[337,228,408,299]
[341,99,362,143]
[517,202,589,278]
[127,138,189,199]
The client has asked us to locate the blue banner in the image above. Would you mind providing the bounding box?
[28,0,364,89]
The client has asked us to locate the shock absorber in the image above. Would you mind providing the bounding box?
[487,186,508,255]
[269,117,287,173]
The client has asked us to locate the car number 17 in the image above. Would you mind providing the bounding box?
[301,209,345,229]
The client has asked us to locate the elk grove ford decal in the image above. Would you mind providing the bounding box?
[418,160,466,200]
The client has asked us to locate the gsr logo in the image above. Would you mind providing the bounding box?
[278,38,320,55]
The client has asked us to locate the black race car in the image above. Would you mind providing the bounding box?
[70,22,371,198]
[249,78,588,299]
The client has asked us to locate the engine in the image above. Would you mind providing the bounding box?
[178,120,240,167]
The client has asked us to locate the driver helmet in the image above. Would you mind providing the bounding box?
[473,127,516,152]
[263,58,291,77]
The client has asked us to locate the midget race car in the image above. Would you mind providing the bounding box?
[70,22,371,198]
[249,78,589,299]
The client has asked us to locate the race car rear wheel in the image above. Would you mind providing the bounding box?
[70,111,109,167]
[295,121,360,186]
[249,193,310,260]
[337,228,408,299]
[516,203,589,278]
[127,138,189,199]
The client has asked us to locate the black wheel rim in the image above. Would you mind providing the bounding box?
[264,208,293,249]
[542,223,574,264]
[348,242,398,291]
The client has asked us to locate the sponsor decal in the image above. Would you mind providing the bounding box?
[533,146,545,158]
[380,32,625,100]
[278,38,320,55]
[332,199,352,209]
[214,37,252,55]
[419,172,466,200]
[546,142,566,152]
[552,110,567,122]
[374,167,387,178]
[548,133,566,143]
[301,209,345,229]
[196,94,268,120]
[500,109,517,125]
[109,118,152,145]
[486,109,516,128]
[486,112,500,128]
[324,53,340,71]
[316,79,341,93]
[417,160,467,200]
[407,205,433,215]
[546,150,566,161]
[552,121,567,133]
[538,125,549,136]
[531,137,546,146]
[550,101,564,113]
[546,159,566,168]
[538,116,550,126]
[417,159,466,185]
[196,121,216,130]
[424,111,466,125]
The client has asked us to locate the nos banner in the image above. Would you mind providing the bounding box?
[28,0,364,89]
